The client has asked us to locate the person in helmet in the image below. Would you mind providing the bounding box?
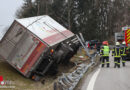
[112,42,121,68]
[121,41,128,67]
[127,44,130,55]
[100,41,110,67]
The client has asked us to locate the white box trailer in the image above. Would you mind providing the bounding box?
[0,15,80,81]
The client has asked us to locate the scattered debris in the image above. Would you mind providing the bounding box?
[53,50,99,90]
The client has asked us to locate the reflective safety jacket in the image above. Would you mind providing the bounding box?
[121,45,128,56]
[128,47,130,53]
[100,45,110,57]
[112,46,121,57]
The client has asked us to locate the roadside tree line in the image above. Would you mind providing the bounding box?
[16,0,130,43]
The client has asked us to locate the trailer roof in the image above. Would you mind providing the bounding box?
[16,15,74,45]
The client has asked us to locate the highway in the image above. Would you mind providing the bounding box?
[81,52,130,90]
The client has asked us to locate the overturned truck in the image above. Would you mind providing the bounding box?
[0,15,80,81]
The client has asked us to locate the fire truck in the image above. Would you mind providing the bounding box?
[115,26,130,60]
[123,26,130,60]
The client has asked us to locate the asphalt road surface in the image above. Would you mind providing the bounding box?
[81,52,130,90]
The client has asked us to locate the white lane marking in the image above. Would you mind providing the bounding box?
[86,68,101,90]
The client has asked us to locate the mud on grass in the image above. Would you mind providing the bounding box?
[0,61,54,90]
[0,62,76,90]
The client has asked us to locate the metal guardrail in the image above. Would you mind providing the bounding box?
[53,57,95,90]
[76,35,91,57]
[53,35,97,90]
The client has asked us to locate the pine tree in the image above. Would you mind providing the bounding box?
[16,0,130,42]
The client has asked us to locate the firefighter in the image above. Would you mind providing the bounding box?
[128,44,130,54]
[112,42,121,68]
[121,41,127,67]
[100,41,110,67]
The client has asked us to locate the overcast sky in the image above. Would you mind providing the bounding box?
[0,0,24,40]
[0,0,24,27]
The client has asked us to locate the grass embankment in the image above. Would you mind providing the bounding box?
[0,48,94,90]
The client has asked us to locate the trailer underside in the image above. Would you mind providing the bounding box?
[27,36,80,81]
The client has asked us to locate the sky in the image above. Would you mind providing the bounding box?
[0,0,24,40]
[0,0,24,27]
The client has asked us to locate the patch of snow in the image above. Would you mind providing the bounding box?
[111,0,115,2]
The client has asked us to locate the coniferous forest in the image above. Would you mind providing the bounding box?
[16,0,130,42]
